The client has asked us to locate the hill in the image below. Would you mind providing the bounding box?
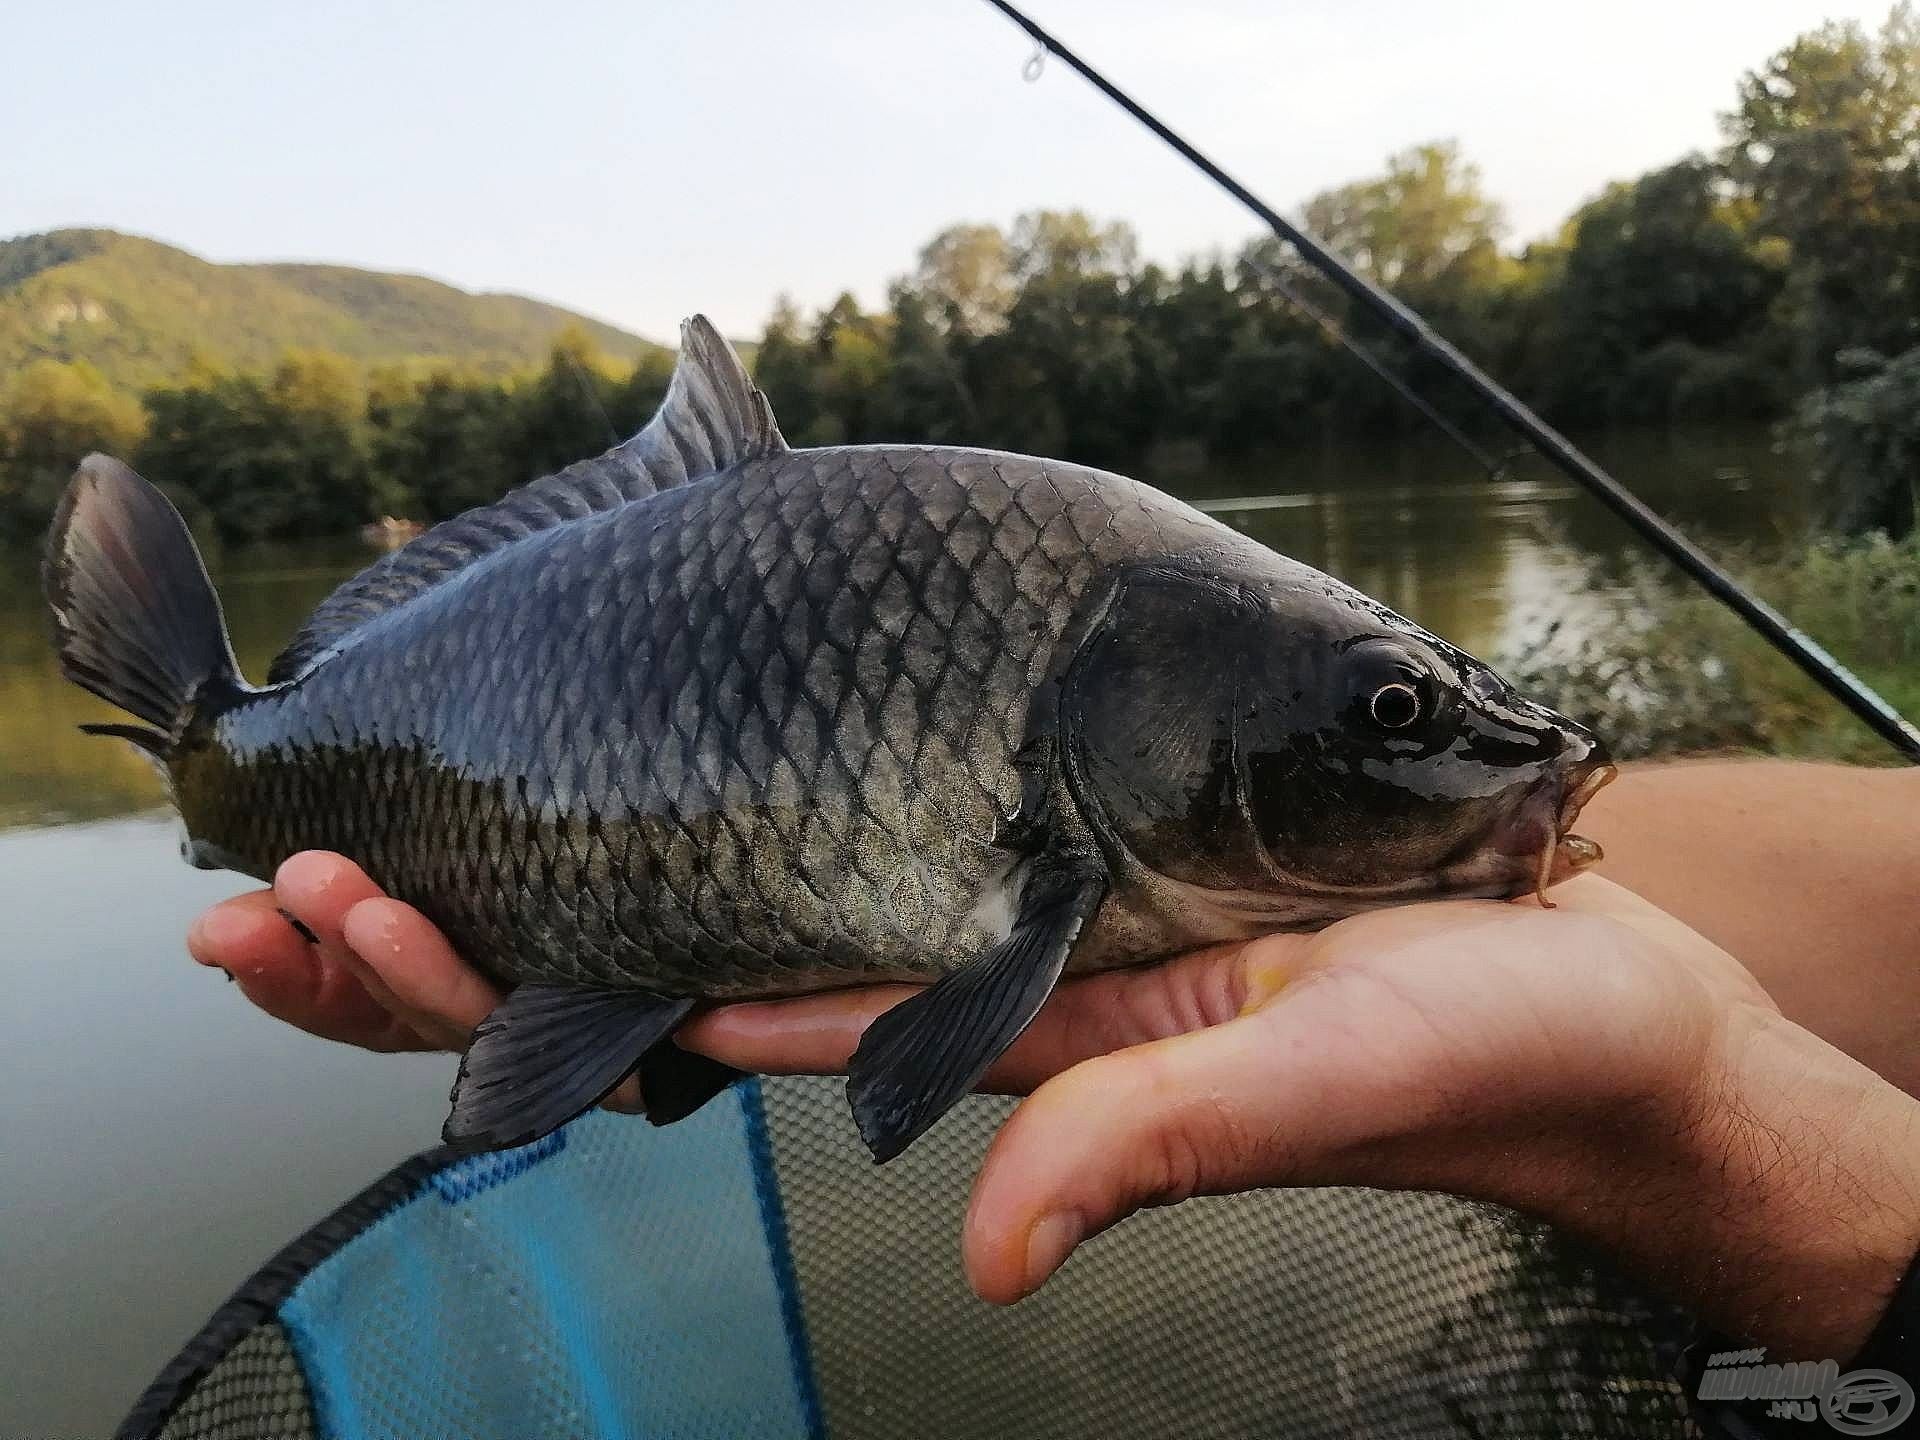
[0,229,667,392]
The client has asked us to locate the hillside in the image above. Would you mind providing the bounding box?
[0,229,666,392]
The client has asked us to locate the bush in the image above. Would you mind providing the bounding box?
[1795,345,1920,538]
[1498,533,1920,763]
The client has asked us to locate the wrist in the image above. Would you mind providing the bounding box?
[1671,1008,1920,1359]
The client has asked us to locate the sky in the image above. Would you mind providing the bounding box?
[0,0,1893,344]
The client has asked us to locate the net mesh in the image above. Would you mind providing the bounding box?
[129,1079,1707,1439]
[151,1323,314,1440]
[760,1076,1701,1439]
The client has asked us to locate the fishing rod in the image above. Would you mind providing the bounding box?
[983,0,1920,764]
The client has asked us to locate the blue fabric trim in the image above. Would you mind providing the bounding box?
[430,1129,568,1203]
[740,1080,826,1440]
[278,1270,357,1440]
[280,1108,816,1440]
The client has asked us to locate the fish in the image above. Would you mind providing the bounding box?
[44,316,1614,1163]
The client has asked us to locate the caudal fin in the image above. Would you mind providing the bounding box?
[43,455,240,754]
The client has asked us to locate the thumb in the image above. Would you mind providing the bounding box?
[961,977,1433,1304]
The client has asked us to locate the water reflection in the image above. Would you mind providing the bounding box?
[0,816,448,1437]
[1181,427,1808,665]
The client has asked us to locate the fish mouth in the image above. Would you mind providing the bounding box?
[1527,760,1616,907]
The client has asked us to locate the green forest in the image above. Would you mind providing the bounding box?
[2,6,1917,548]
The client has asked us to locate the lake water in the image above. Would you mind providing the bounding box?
[0,428,1817,1435]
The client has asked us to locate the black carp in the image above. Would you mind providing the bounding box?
[45,318,1612,1161]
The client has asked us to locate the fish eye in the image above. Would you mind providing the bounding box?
[1343,640,1436,734]
[1369,681,1422,729]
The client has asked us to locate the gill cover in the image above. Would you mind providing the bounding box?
[1061,565,1268,891]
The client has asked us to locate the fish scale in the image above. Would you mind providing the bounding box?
[46,315,1608,1159]
[178,444,1176,996]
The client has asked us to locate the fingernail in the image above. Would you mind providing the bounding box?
[341,900,398,960]
[187,908,242,963]
[1024,1211,1083,1293]
[277,907,319,944]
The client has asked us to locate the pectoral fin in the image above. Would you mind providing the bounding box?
[445,986,693,1153]
[848,858,1107,1162]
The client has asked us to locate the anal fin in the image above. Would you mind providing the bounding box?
[445,986,693,1153]
[848,857,1107,1162]
[638,1045,749,1126]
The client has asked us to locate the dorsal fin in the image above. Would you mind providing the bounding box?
[267,315,784,682]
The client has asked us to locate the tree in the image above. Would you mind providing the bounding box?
[1543,158,1787,422]
[811,296,891,446]
[612,349,675,438]
[1797,345,1920,537]
[1722,4,1920,379]
[913,224,1014,335]
[870,282,976,443]
[138,352,374,543]
[1295,143,1514,432]
[366,367,516,520]
[27,5,1920,552]
[1007,210,1138,285]
[1302,142,1506,300]
[0,360,144,539]
[508,327,629,479]
[752,297,825,444]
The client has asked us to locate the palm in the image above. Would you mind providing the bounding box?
[688,875,1772,1115]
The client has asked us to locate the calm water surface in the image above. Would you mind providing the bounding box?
[0,428,1813,1435]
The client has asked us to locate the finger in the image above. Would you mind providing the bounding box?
[961,993,1401,1305]
[987,941,1269,1089]
[679,940,1268,1091]
[274,851,389,950]
[677,986,917,1075]
[275,852,458,1051]
[341,897,503,1045]
[188,889,428,1051]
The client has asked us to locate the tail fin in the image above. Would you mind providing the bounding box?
[43,455,240,754]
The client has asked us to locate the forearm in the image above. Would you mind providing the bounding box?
[1585,760,1920,1094]
[1605,1013,1920,1359]
[1685,1012,1920,1358]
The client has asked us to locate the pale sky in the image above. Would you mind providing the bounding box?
[0,1,1891,343]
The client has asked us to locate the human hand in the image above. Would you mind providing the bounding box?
[684,874,1920,1359]
[190,854,1920,1359]
[183,851,648,1106]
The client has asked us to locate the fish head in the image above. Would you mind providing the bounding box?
[1233,616,1614,906]
[1064,561,1613,933]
